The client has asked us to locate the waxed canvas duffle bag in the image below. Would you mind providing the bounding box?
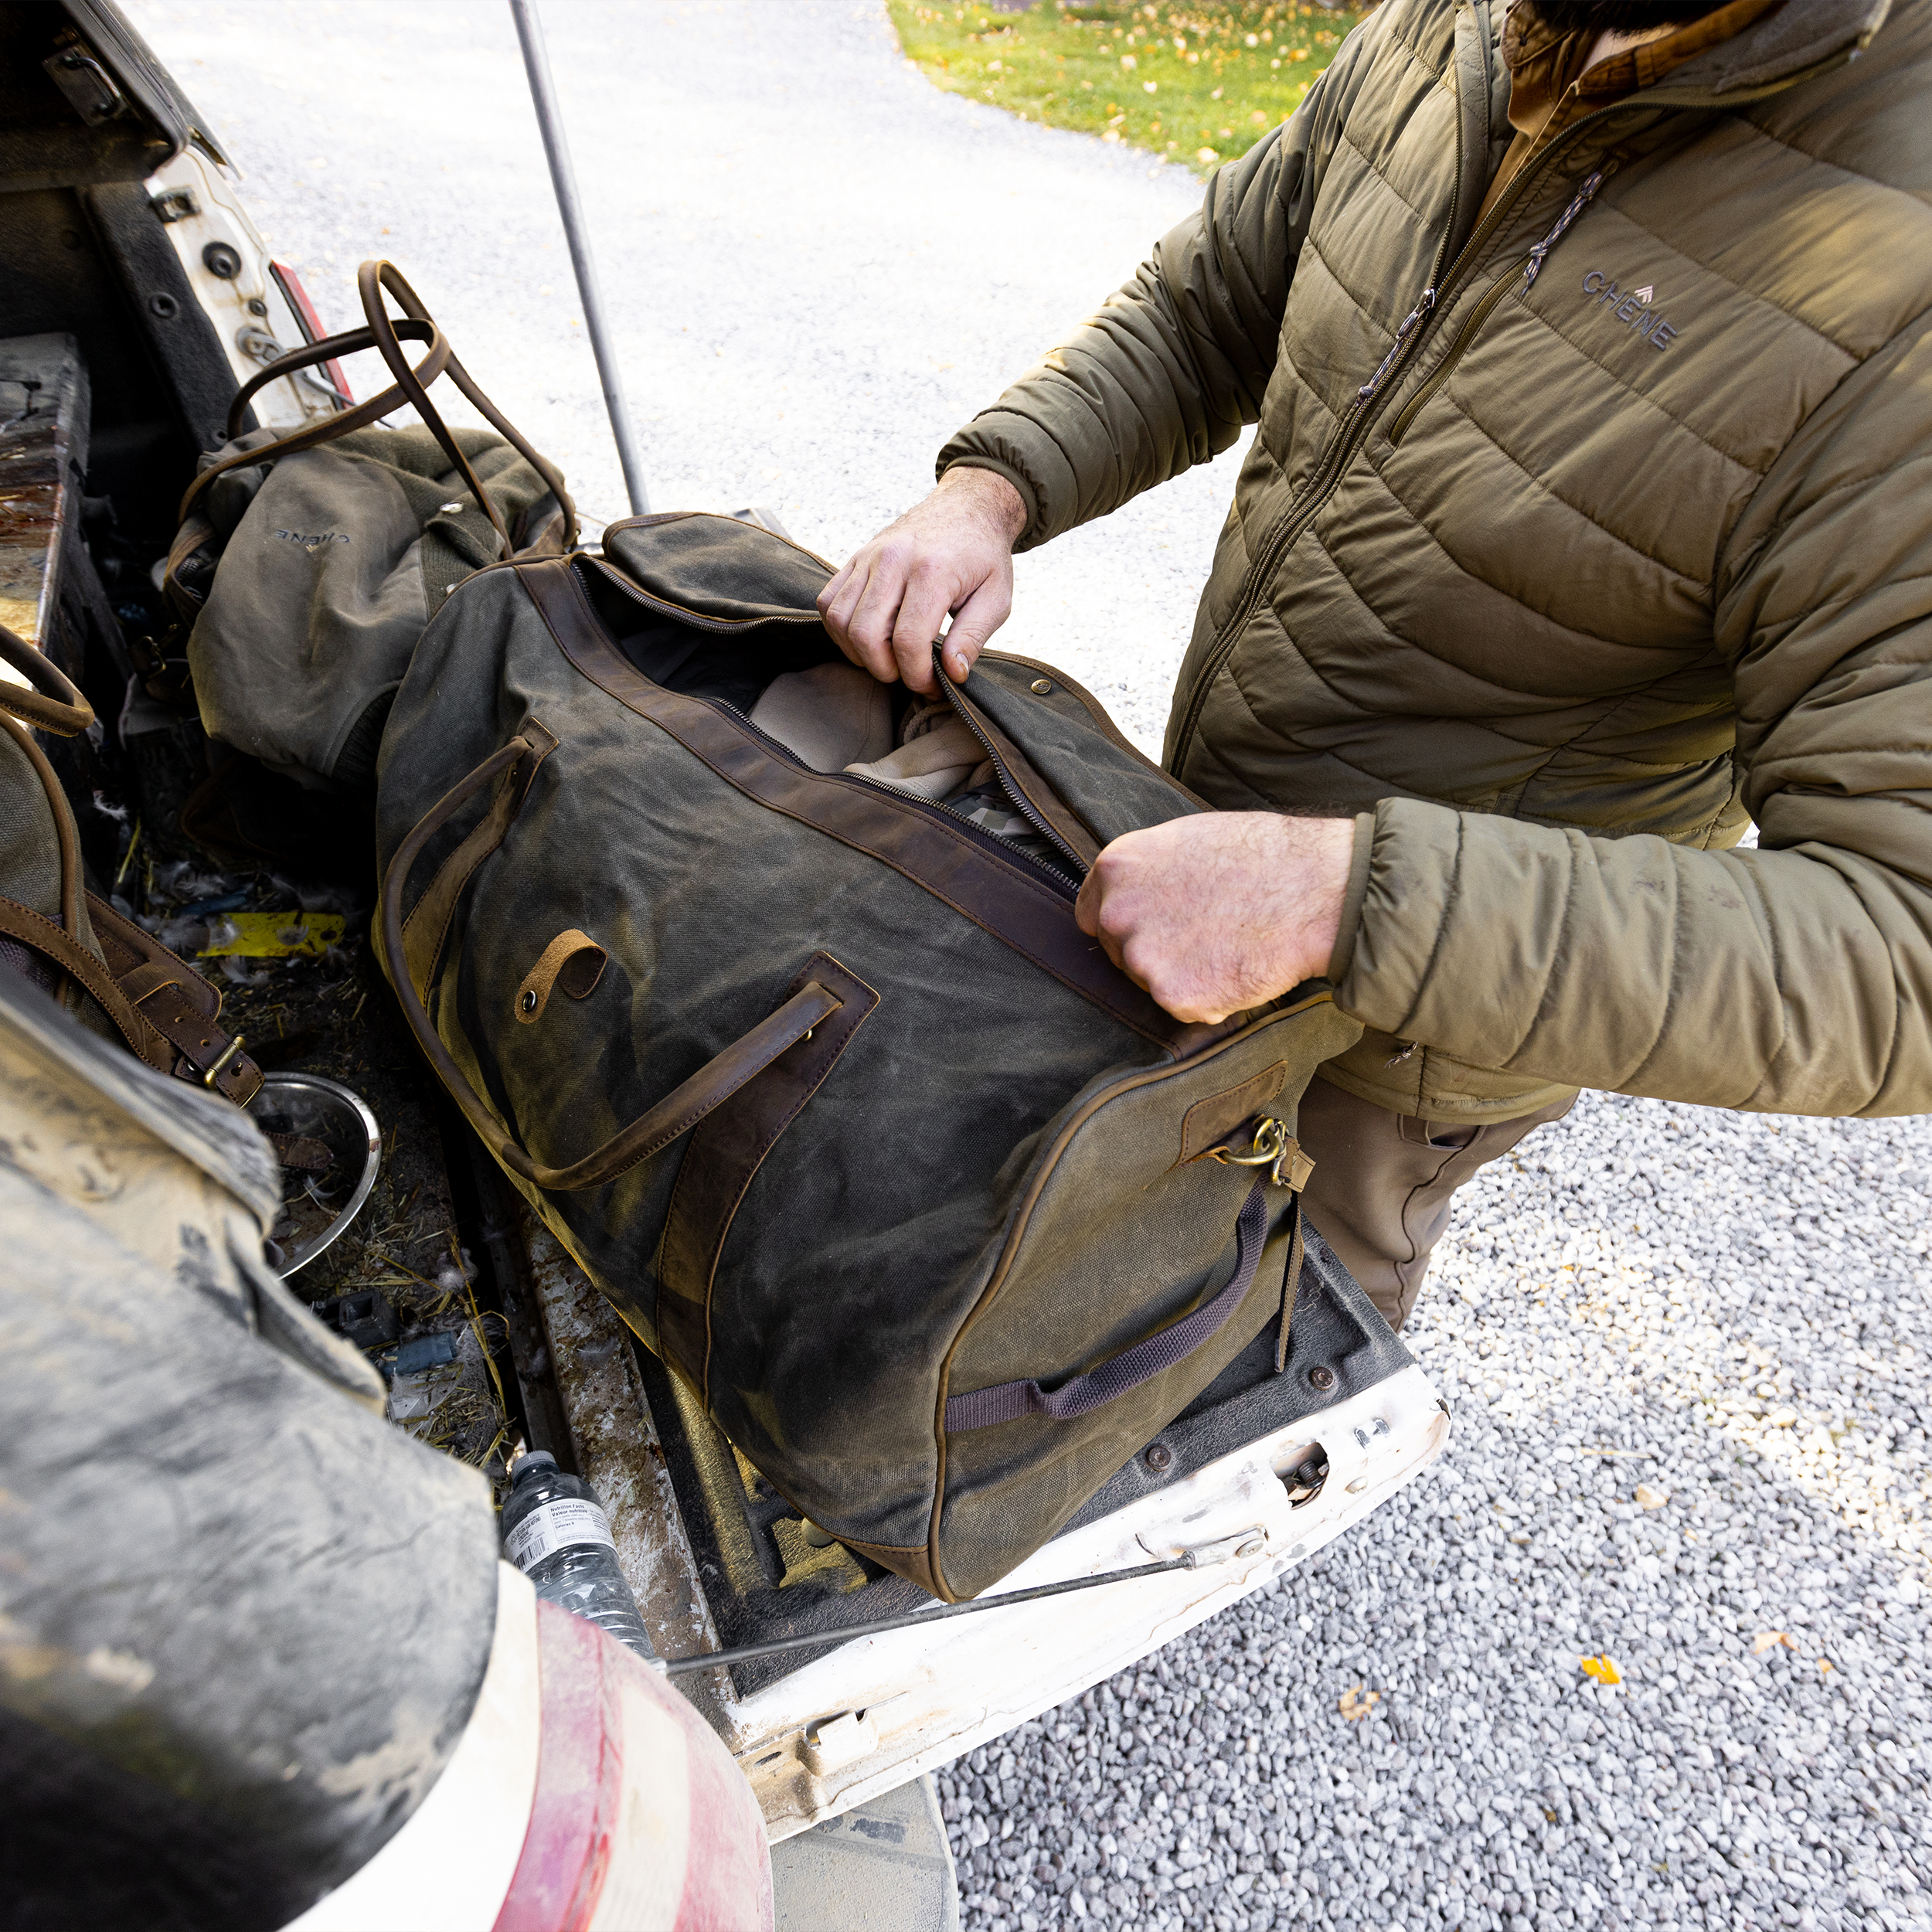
[374,512,1362,1600]
[167,261,574,797]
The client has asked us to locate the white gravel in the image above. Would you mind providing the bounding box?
[124,5,1932,1929]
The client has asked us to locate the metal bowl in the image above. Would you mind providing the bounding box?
[247,1071,382,1277]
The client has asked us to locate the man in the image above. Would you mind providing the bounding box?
[818,0,1932,1331]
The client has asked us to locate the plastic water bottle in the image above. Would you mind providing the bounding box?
[500,1450,655,1660]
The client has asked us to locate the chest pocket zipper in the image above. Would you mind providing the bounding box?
[1386,167,1611,451]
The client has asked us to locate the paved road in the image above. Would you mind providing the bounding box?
[128,5,1932,1930]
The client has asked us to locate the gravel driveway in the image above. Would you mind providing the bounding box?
[127,4,1932,1928]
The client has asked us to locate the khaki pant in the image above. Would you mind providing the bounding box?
[1295,1076,1578,1332]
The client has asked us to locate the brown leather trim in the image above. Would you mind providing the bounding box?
[0,709,85,940]
[379,746,853,1192]
[401,729,556,1002]
[981,650,1216,812]
[925,990,1336,1600]
[87,893,264,1104]
[0,895,171,1070]
[941,675,1103,869]
[520,714,561,779]
[836,1532,941,1599]
[656,952,879,1405]
[515,928,607,1025]
[1177,1063,1288,1168]
[518,555,1221,1057]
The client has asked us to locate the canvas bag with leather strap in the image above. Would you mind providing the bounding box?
[168,261,577,794]
[373,513,1365,1601]
[0,624,261,1106]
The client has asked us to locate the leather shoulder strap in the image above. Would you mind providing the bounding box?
[0,894,172,1070]
[85,893,264,1105]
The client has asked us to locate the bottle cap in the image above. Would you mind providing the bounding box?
[508,1449,559,1484]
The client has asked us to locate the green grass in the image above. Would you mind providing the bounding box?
[887,1,1365,177]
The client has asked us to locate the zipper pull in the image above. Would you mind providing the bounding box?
[1522,165,1611,288]
[1356,288,1437,402]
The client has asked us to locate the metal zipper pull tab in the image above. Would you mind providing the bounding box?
[1356,287,1437,401]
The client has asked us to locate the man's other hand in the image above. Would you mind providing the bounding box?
[818,467,1028,693]
[1076,814,1355,1023]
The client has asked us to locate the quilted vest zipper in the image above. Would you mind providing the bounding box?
[1165,106,1637,776]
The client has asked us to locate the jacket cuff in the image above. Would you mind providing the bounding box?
[1333,797,1464,1034]
[1323,811,1378,987]
[937,412,1070,553]
[934,454,1040,549]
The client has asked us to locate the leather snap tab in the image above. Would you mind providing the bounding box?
[515,929,608,1025]
[1029,678,1053,695]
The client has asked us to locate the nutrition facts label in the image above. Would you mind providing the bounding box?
[505,1496,617,1569]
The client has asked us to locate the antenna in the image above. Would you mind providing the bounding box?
[509,0,650,517]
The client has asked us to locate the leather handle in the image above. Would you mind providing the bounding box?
[355,260,579,553]
[379,737,839,1191]
[0,623,94,736]
[179,262,578,550]
[944,1172,1284,1434]
[222,315,447,445]
[0,894,171,1070]
[355,261,509,554]
[179,317,452,524]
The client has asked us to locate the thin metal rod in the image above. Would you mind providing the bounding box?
[658,1556,1192,1679]
[509,0,650,516]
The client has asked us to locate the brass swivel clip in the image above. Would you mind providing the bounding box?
[1211,1116,1311,1190]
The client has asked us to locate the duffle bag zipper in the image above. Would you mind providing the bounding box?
[721,693,1085,897]
[566,557,1087,896]
[932,656,1092,877]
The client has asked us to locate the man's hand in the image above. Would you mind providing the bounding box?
[817,467,1028,694]
[1075,814,1355,1023]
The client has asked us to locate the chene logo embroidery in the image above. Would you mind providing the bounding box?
[1581,271,1679,350]
[271,529,351,549]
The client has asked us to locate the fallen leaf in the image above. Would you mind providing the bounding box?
[1580,1655,1621,1685]
[1634,1485,1669,1510]
[1752,1631,1795,1657]
[1820,1658,1835,1675]
[1338,1684,1381,1721]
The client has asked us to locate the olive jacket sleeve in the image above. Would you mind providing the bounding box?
[1333,312,1932,1118]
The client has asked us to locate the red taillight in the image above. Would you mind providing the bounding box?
[269,260,353,406]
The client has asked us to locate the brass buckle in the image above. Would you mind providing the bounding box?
[202,1034,247,1087]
